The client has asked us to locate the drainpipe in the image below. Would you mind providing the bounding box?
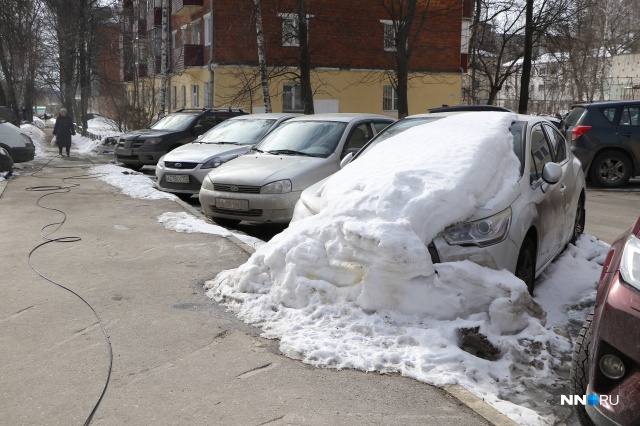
[208,0,215,108]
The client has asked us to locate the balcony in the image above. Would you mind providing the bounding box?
[172,0,203,17]
[133,19,146,37]
[137,63,148,78]
[146,7,162,28]
[172,44,204,71]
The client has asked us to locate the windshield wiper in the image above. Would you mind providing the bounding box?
[267,149,319,157]
[214,141,240,145]
[252,147,264,153]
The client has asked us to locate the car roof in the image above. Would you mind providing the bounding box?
[572,100,640,108]
[230,113,301,120]
[285,113,394,123]
[400,111,554,126]
[428,105,513,113]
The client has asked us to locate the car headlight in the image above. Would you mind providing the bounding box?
[157,156,165,167]
[143,138,163,146]
[201,174,214,190]
[261,179,292,194]
[620,234,640,291]
[201,157,222,169]
[444,207,512,247]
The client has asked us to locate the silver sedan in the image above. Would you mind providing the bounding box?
[293,114,586,294]
[199,113,395,226]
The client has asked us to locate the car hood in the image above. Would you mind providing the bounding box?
[163,143,251,163]
[207,153,331,189]
[121,129,175,139]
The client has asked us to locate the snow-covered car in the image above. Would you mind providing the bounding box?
[0,121,35,163]
[156,113,298,199]
[293,112,586,294]
[199,113,395,227]
[570,216,640,426]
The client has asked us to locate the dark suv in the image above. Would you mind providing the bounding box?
[564,100,640,188]
[115,108,246,170]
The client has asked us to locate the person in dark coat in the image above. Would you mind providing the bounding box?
[53,108,75,157]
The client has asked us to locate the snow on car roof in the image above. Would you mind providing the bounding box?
[286,113,394,123]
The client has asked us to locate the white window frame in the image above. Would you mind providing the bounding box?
[190,19,200,45]
[171,30,177,49]
[279,13,299,47]
[282,83,304,112]
[461,19,470,54]
[191,84,200,108]
[380,20,396,52]
[180,25,187,46]
[181,85,186,108]
[204,82,211,108]
[172,86,177,109]
[382,85,398,111]
[203,13,212,46]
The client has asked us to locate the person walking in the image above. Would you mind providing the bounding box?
[53,108,75,157]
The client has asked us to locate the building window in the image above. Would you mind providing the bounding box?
[283,83,303,111]
[180,25,187,46]
[380,20,396,51]
[171,30,177,49]
[382,85,398,111]
[153,26,161,57]
[280,13,299,47]
[172,86,177,109]
[181,85,186,108]
[538,67,546,76]
[190,19,200,45]
[461,19,470,53]
[191,84,200,107]
[204,13,212,46]
[204,82,211,107]
[147,0,161,10]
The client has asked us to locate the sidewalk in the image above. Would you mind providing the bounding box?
[0,133,507,425]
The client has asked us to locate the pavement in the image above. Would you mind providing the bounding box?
[0,124,515,425]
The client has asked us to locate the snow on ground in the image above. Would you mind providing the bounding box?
[20,123,47,157]
[93,164,264,249]
[201,112,608,425]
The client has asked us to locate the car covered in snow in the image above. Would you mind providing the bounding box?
[0,121,35,163]
[198,113,395,227]
[155,113,298,199]
[293,112,586,294]
[570,216,640,426]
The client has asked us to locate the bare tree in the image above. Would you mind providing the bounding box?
[253,0,272,112]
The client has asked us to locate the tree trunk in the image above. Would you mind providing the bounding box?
[157,0,169,117]
[297,0,314,114]
[254,0,271,112]
[518,0,534,114]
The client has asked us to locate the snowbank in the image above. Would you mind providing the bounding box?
[93,164,176,200]
[20,124,47,157]
[203,112,604,424]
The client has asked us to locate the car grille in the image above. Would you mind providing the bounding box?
[117,139,144,149]
[212,207,263,217]
[164,161,198,169]
[427,242,440,264]
[213,184,261,194]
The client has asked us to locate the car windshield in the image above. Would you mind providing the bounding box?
[356,116,444,158]
[197,118,276,144]
[150,114,197,131]
[254,121,348,158]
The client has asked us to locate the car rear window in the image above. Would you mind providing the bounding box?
[601,107,617,124]
[564,107,586,126]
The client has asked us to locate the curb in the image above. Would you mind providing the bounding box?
[0,179,7,198]
[174,199,516,426]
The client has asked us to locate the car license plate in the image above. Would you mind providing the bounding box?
[117,148,132,156]
[216,198,249,211]
[166,174,190,183]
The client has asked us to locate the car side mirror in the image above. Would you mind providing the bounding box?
[542,162,562,184]
[193,125,205,135]
[340,152,354,169]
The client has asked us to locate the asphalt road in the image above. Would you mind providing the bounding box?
[584,178,640,244]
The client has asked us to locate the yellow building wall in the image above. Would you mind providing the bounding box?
[163,66,462,117]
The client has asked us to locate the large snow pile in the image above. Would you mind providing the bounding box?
[20,123,47,157]
[72,116,120,154]
[203,112,603,424]
[93,164,176,200]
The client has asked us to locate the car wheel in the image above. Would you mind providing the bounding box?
[589,151,632,188]
[175,193,192,201]
[570,312,596,426]
[516,237,536,295]
[124,164,143,172]
[212,217,241,228]
[570,195,586,246]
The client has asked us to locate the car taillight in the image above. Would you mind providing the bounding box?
[571,125,592,142]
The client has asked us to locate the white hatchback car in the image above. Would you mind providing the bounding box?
[199,113,395,226]
[293,113,586,294]
[156,113,297,199]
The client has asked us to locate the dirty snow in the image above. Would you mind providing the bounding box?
[203,112,608,425]
[20,123,47,157]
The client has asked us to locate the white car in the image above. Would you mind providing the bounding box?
[156,113,297,199]
[199,113,395,226]
[293,113,586,294]
[0,121,35,163]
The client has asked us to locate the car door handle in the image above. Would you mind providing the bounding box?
[620,132,632,137]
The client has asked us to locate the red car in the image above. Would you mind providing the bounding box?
[571,217,640,425]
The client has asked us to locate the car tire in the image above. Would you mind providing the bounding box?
[570,312,596,426]
[212,217,241,228]
[124,164,144,172]
[516,237,536,295]
[589,151,632,188]
[175,193,193,201]
[570,195,586,246]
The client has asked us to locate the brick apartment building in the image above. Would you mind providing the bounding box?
[120,0,471,118]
